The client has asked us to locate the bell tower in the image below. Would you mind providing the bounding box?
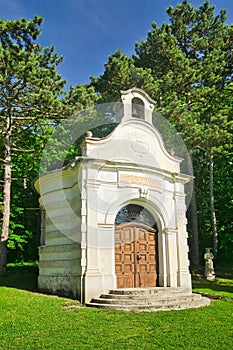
[120,87,156,124]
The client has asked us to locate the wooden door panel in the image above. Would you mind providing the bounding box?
[135,227,157,288]
[115,224,135,288]
[115,223,157,288]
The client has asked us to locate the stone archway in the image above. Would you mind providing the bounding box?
[114,204,158,288]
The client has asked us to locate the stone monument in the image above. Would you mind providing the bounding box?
[204,248,215,280]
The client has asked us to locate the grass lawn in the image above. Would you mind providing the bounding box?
[0,264,232,350]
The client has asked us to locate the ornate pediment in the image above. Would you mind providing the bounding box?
[82,88,182,174]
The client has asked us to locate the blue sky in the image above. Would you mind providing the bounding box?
[1,0,233,88]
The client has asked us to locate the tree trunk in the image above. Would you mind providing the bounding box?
[0,241,7,275]
[189,186,200,270]
[0,113,12,275]
[210,154,218,257]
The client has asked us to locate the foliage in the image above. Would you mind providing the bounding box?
[135,0,233,154]
[0,16,65,122]
[65,83,97,113]
[91,49,157,102]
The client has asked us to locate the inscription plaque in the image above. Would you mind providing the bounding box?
[120,174,162,189]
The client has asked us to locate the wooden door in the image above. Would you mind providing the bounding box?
[115,222,157,288]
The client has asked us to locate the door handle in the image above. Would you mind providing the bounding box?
[137,254,141,262]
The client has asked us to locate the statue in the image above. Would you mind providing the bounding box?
[204,248,215,280]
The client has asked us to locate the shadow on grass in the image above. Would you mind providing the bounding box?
[192,276,233,294]
[0,263,38,292]
[192,265,233,297]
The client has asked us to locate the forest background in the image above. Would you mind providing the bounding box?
[0,0,232,274]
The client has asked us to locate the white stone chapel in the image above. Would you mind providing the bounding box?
[35,88,207,309]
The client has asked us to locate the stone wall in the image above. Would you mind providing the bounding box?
[35,166,83,299]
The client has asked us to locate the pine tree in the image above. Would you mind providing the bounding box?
[135,0,233,261]
[91,49,157,102]
[0,16,66,273]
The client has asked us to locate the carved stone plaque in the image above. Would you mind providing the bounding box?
[131,132,149,157]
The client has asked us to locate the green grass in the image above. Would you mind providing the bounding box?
[0,265,232,350]
[193,277,233,299]
[192,265,233,299]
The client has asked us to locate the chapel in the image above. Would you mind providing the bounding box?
[34,88,209,310]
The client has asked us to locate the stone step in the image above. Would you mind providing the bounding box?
[86,296,210,312]
[108,287,192,296]
[91,294,202,306]
[101,291,192,300]
[86,287,210,312]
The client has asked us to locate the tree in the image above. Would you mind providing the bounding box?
[0,16,66,274]
[135,0,233,263]
[91,49,157,102]
[214,150,233,263]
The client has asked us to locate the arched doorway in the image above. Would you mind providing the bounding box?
[115,204,158,288]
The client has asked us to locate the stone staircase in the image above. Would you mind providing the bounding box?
[86,287,210,312]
